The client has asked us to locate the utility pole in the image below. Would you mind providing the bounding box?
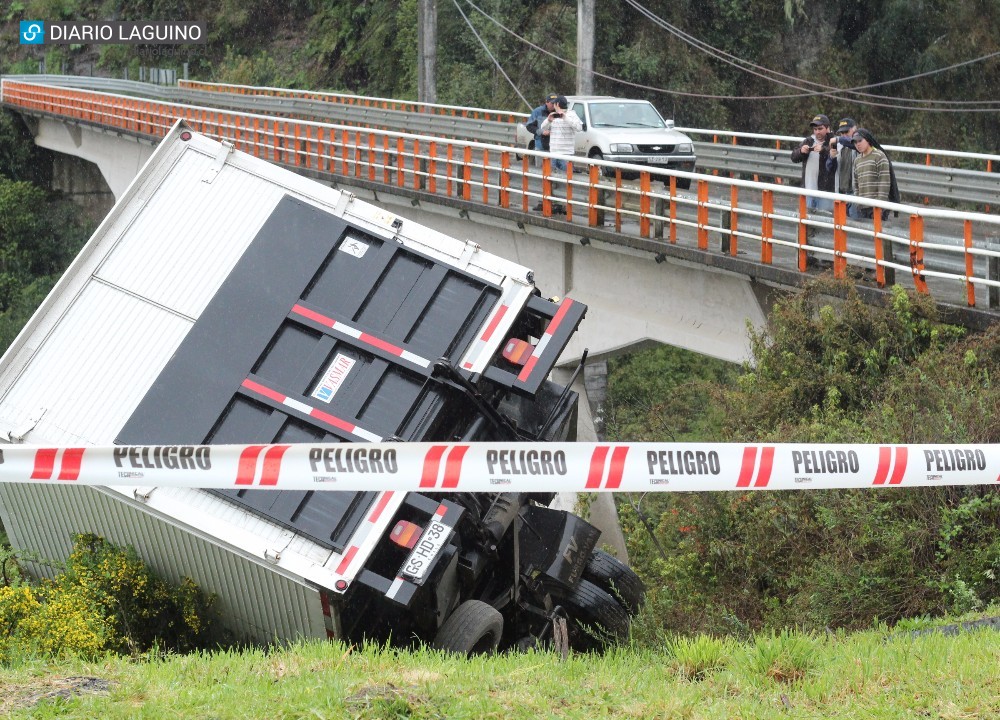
[417,0,437,103]
[577,0,595,95]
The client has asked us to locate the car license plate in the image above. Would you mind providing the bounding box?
[648,157,673,164]
[400,520,452,583]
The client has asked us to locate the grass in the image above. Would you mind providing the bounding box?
[3,624,1000,719]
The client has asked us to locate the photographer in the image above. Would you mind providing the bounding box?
[539,96,582,173]
[538,96,582,214]
[790,114,837,213]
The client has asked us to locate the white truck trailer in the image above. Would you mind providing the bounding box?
[0,122,641,653]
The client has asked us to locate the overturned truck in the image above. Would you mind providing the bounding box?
[0,122,641,653]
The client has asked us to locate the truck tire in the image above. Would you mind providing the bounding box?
[432,600,503,655]
[558,578,631,652]
[582,550,645,614]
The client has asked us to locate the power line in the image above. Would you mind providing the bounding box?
[458,0,1000,113]
[625,0,1000,108]
[452,0,531,111]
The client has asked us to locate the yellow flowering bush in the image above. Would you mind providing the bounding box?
[0,534,216,662]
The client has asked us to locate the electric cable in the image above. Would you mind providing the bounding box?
[625,0,1000,107]
[458,0,1000,113]
[452,0,532,111]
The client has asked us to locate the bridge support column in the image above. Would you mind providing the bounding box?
[30,117,156,200]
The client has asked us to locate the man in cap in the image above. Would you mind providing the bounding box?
[834,118,859,217]
[790,113,837,212]
[527,93,558,155]
[527,94,558,209]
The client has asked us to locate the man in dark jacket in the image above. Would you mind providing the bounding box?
[790,114,837,212]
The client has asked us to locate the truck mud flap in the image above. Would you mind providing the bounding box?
[516,505,600,589]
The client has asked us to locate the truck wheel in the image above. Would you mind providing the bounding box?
[583,550,645,614]
[432,600,503,655]
[558,578,631,652]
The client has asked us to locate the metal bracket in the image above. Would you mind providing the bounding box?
[458,239,479,269]
[8,407,46,443]
[201,141,235,184]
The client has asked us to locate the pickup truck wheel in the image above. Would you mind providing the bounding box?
[432,600,503,655]
[558,578,630,652]
[583,550,645,614]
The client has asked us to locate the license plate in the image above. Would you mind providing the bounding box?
[647,157,674,164]
[400,520,452,583]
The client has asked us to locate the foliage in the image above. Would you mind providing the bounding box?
[665,633,734,680]
[0,175,88,319]
[0,534,216,662]
[743,628,819,683]
[614,281,1000,637]
[5,628,1000,717]
[605,343,737,442]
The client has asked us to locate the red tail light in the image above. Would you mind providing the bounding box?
[390,520,422,549]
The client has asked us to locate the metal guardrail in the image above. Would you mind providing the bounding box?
[4,77,1000,316]
[694,144,1000,208]
[8,75,998,212]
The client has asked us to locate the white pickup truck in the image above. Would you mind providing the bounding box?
[517,96,696,188]
[0,121,642,654]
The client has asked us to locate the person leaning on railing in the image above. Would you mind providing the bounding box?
[851,128,900,221]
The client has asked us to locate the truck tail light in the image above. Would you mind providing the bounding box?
[390,520,422,549]
[503,338,534,366]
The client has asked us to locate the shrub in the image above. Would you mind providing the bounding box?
[614,281,1000,637]
[0,534,216,662]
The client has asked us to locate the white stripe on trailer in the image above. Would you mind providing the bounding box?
[241,378,383,442]
[460,282,531,373]
[331,490,404,589]
[386,576,406,601]
[291,304,431,369]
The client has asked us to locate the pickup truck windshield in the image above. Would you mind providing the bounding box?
[588,102,666,129]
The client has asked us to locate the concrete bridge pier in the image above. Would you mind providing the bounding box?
[29,116,155,201]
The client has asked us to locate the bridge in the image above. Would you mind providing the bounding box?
[3,74,1000,369]
[3,74,999,561]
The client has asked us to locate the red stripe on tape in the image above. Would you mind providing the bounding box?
[57,448,85,481]
[235,445,265,485]
[31,448,57,480]
[736,446,757,488]
[873,446,892,485]
[442,445,470,489]
[754,446,775,487]
[420,445,448,488]
[586,446,610,489]
[258,445,290,486]
[889,447,908,485]
[605,446,629,489]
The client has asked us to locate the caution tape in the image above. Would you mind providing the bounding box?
[0,443,997,493]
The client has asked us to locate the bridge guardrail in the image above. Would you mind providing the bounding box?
[4,77,1000,312]
[9,75,998,212]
